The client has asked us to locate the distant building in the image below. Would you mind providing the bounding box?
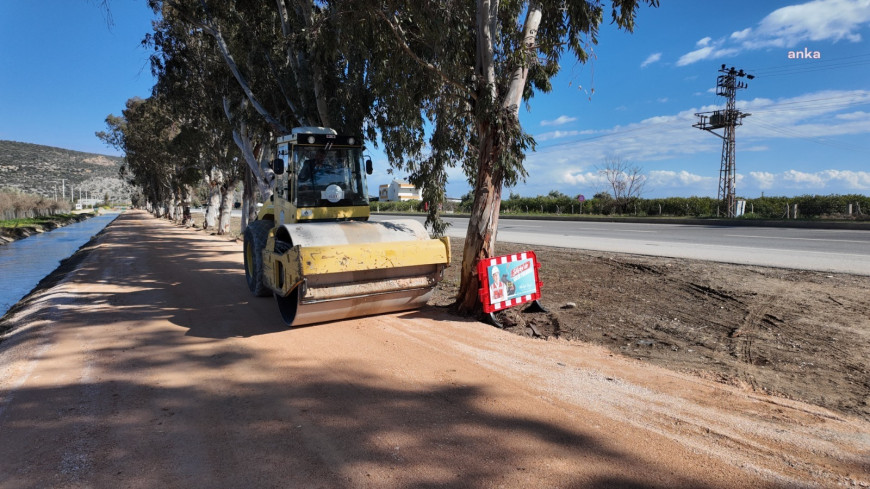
[379,179,422,202]
[79,198,102,207]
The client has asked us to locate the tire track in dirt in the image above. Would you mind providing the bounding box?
[440,240,870,422]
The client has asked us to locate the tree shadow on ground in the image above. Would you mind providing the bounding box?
[0,212,777,488]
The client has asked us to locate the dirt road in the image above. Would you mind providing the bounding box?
[0,211,867,488]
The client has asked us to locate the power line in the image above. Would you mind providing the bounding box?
[747,53,870,76]
[747,100,870,114]
[532,118,690,152]
[531,94,868,152]
[748,119,870,153]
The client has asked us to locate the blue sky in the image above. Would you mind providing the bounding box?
[1,1,868,199]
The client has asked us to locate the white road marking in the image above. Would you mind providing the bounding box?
[725,234,869,244]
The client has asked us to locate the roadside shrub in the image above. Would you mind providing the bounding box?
[0,191,71,220]
[370,199,423,213]
[366,192,868,220]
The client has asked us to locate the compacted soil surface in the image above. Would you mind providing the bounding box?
[432,240,870,423]
[1,211,866,488]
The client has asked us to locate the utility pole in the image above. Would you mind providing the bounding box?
[694,65,754,217]
[61,179,66,201]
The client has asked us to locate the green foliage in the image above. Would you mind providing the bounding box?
[370,200,423,213]
[639,196,717,216]
[744,194,870,219]
[497,193,869,219]
[500,191,583,215]
[98,96,209,211]
[459,191,475,212]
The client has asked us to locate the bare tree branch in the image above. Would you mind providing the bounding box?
[223,97,273,200]
[597,156,646,213]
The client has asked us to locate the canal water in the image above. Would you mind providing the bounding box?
[0,213,120,318]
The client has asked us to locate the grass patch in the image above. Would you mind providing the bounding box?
[0,214,80,229]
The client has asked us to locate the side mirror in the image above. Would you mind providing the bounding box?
[271,158,285,175]
[365,159,373,175]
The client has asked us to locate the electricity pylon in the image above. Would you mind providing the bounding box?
[694,65,754,217]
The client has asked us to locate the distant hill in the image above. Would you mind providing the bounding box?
[0,140,126,199]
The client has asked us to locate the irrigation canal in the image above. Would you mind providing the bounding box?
[0,212,119,317]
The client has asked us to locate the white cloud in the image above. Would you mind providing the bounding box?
[540,115,577,127]
[836,111,870,120]
[677,46,714,66]
[535,130,583,141]
[783,170,826,186]
[648,170,713,187]
[747,170,870,190]
[750,171,777,189]
[739,90,870,138]
[730,28,751,41]
[522,89,870,196]
[677,0,870,65]
[563,171,605,186]
[676,38,738,66]
[749,0,870,47]
[640,52,662,68]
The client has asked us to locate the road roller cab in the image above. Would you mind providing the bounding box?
[243,127,450,326]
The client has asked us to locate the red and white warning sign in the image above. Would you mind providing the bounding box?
[477,251,543,314]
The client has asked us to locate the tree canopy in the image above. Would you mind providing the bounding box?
[105,0,659,314]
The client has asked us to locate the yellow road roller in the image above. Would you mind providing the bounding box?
[244,127,451,326]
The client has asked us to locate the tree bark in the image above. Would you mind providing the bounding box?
[241,164,257,234]
[455,2,542,315]
[503,4,541,114]
[217,180,237,235]
[181,185,193,226]
[456,122,501,314]
[168,194,177,221]
[204,169,222,230]
[223,97,273,202]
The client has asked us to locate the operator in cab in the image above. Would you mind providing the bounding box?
[297,148,351,205]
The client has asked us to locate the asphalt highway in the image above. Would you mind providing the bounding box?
[372,214,870,276]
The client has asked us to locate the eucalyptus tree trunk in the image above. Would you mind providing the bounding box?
[204,169,223,229]
[456,1,542,314]
[241,165,251,234]
[173,192,183,223]
[456,122,502,313]
[223,97,274,203]
[168,196,177,220]
[181,185,193,226]
[217,179,237,235]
